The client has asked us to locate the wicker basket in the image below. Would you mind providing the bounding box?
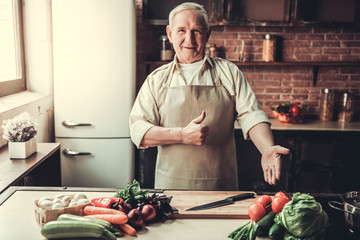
[34,195,92,226]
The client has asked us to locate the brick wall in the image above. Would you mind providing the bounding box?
[135,1,360,119]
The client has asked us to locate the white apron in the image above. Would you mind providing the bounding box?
[154,68,238,190]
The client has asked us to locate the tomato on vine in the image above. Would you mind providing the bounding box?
[248,203,266,222]
[255,195,272,213]
[272,192,291,213]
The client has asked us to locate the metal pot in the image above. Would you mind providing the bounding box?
[328,191,360,229]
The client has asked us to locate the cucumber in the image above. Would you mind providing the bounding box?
[57,214,123,237]
[57,213,111,229]
[41,220,116,240]
[254,210,276,237]
[268,222,286,239]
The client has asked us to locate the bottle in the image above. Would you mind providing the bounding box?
[262,34,276,62]
[338,92,354,122]
[319,89,335,121]
[209,44,217,58]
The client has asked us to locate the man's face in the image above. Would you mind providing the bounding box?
[167,9,210,64]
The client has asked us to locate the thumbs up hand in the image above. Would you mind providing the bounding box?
[181,111,210,145]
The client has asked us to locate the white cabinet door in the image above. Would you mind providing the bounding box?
[57,138,134,188]
[52,0,135,138]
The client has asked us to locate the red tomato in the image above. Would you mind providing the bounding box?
[248,203,266,222]
[272,195,291,213]
[255,195,272,213]
[291,104,301,116]
[274,191,289,200]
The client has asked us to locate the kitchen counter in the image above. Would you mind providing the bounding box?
[235,119,360,132]
[0,187,250,240]
[0,187,358,239]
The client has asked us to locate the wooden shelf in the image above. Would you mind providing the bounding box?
[144,61,360,86]
[144,60,360,67]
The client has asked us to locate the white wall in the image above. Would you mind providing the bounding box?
[0,0,54,148]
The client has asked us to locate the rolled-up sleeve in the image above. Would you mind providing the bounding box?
[129,76,160,149]
[233,66,270,139]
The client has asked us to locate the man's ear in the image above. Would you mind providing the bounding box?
[166,25,173,43]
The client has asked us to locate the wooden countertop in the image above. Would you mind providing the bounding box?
[235,119,360,132]
[0,143,60,194]
[0,187,252,240]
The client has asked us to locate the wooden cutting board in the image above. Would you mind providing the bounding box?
[164,190,257,219]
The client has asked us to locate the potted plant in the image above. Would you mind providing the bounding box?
[1,112,38,159]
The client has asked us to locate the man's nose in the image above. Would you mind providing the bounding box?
[185,31,195,44]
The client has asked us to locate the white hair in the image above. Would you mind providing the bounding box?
[168,2,209,31]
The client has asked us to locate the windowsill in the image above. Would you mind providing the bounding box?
[0,91,48,114]
[0,91,51,148]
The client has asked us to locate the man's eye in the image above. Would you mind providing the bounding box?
[178,29,185,33]
[193,29,202,34]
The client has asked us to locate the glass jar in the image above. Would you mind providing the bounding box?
[209,44,217,58]
[160,35,173,61]
[319,89,335,121]
[262,34,276,62]
[338,92,354,122]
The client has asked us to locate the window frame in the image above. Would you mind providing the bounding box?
[0,0,26,98]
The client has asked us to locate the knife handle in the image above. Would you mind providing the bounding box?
[227,193,255,201]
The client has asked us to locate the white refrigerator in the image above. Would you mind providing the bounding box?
[52,0,135,188]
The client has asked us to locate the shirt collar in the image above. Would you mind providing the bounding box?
[173,54,214,73]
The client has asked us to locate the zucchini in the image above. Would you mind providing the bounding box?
[57,213,111,229]
[254,210,276,237]
[268,222,286,239]
[41,220,116,240]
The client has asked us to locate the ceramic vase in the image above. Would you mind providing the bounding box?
[8,137,37,159]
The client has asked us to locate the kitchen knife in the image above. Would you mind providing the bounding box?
[185,192,255,211]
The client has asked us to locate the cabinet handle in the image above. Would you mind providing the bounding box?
[62,148,91,156]
[62,120,92,128]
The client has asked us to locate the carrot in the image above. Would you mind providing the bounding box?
[84,206,126,215]
[118,223,136,236]
[86,214,128,225]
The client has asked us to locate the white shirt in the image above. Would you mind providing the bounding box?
[179,60,206,85]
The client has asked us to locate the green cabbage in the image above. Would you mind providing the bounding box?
[274,192,328,239]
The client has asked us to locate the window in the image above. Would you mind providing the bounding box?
[0,0,25,97]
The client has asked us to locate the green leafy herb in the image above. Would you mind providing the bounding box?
[114,179,149,203]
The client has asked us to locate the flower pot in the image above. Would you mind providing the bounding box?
[8,137,37,159]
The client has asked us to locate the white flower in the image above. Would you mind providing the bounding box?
[1,112,38,142]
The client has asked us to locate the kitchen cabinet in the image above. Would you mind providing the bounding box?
[142,0,222,25]
[223,0,293,26]
[143,0,359,27]
[295,0,360,26]
[291,131,360,193]
[0,143,61,194]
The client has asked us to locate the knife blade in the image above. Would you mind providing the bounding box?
[185,192,255,211]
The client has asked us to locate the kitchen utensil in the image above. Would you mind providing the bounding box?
[328,191,360,230]
[186,192,255,211]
